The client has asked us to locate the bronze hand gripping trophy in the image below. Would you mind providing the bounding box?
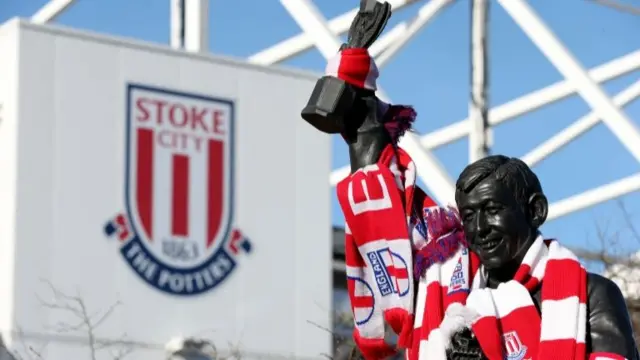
[301,0,417,174]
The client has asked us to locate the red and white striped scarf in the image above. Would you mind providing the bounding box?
[333,46,426,358]
[410,212,627,360]
[338,154,626,360]
[411,231,588,360]
[337,143,436,359]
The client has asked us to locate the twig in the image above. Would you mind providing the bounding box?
[14,280,135,360]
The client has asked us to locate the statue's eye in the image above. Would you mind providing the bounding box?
[485,206,501,215]
[462,212,474,222]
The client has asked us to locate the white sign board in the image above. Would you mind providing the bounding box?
[0,19,331,360]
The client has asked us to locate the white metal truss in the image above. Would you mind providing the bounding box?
[30,0,76,23]
[469,0,491,163]
[30,0,640,221]
[169,0,209,52]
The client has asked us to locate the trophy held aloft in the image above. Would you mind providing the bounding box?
[301,2,423,359]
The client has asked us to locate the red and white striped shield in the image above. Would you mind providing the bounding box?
[125,84,234,268]
[503,331,528,360]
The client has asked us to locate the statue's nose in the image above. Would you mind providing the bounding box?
[475,212,491,237]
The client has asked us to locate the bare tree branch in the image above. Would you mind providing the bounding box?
[10,280,134,360]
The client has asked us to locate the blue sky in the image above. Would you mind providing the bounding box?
[2,0,640,258]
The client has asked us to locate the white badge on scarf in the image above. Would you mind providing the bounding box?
[447,247,470,295]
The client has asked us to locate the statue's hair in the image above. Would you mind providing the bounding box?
[455,155,543,208]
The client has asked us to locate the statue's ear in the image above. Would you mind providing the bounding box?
[528,192,548,228]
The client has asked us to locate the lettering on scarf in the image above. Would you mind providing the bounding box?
[448,257,467,294]
[367,249,395,296]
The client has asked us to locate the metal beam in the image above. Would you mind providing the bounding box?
[547,173,640,221]
[280,0,455,205]
[468,0,491,163]
[170,0,185,49]
[184,0,209,53]
[369,23,408,58]
[331,50,640,185]
[375,0,454,68]
[249,0,422,65]
[360,0,453,62]
[279,0,341,58]
[31,0,77,23]
[498,0,640,163]
[522,80,640,167]
[419,50,640,150]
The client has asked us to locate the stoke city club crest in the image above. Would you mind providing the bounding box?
[104,83,251,296]
[503,331,528,360]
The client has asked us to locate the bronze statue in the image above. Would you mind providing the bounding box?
[301,1,638,359]
[442,155,639,360]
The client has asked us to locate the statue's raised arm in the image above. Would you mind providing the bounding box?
[301,0,416,172]
[300,2,445,359]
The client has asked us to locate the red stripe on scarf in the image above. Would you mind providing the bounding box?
[339,169,410,244]
[542,258,587,301]
[326,48,377,90]
[411,236,588,360]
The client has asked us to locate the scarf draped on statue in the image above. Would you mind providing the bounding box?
[337,143,437,359]
[410,230,589,360]
[331,46,435,359]
[331,47,624,360]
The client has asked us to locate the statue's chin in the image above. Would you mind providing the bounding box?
[478,256,507,271]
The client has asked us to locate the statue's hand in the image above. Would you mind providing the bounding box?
[300,0,391,134]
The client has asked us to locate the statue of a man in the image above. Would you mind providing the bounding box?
[301,2,638,359]
[336,141,639,359]
[425,155,639,359]
[432,155,639,360]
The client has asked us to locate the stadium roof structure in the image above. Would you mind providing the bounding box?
[29,0,640,222]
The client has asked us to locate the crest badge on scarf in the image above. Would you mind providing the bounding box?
[504,331,528,360]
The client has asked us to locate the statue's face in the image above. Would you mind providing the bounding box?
[456,177,533,270]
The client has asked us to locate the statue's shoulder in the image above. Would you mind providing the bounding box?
[585,272,639,359]
[585,271,632,329]
[586,272,626,304]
